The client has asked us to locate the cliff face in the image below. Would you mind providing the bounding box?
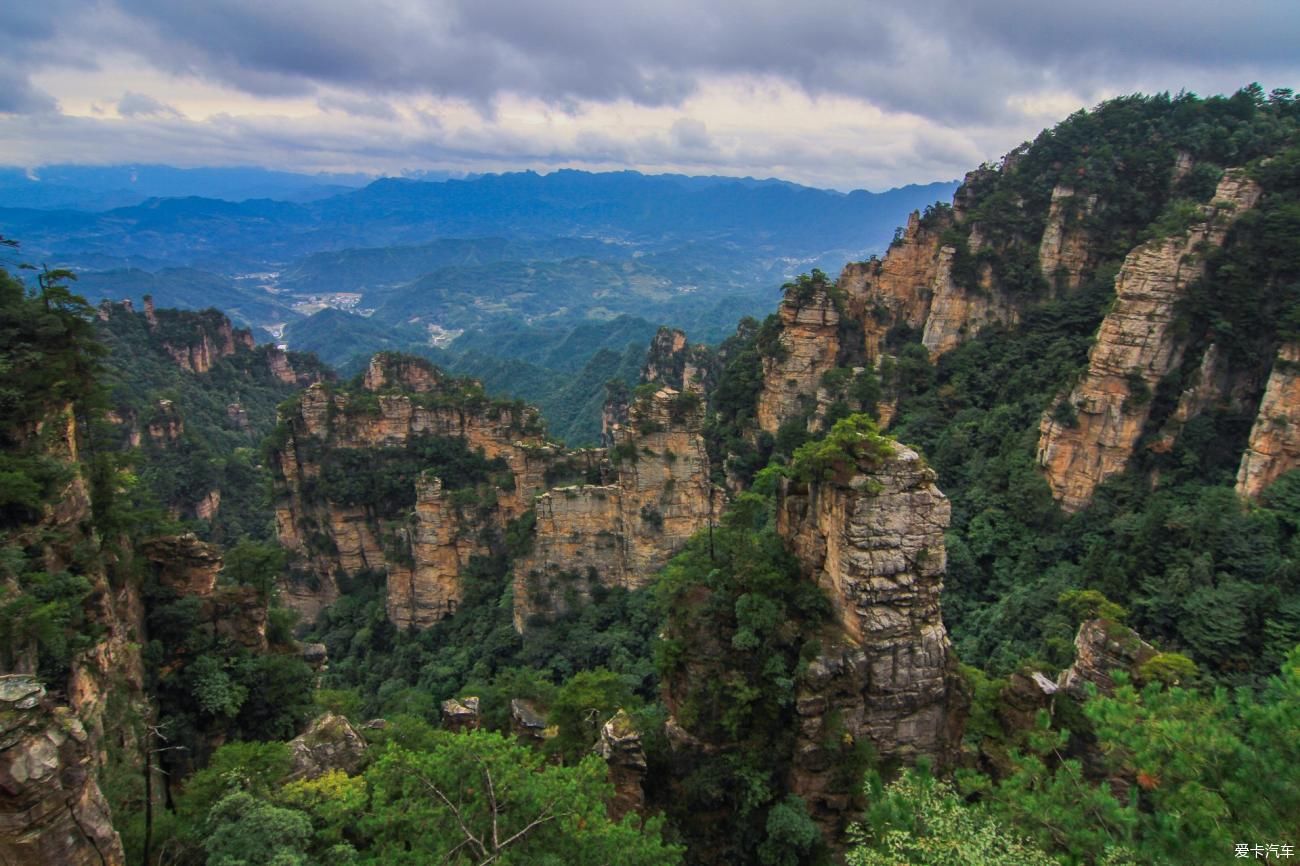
[755,284,841,435]
[0,677,124,866]
[1038,185,1098,295]
[385,477,482,629]
[0,405,142,865]
[836,176,1027,367]
[514,386,722,629]
[144,299,257,375]
[775,441,965,832]
[839,212,947,363]
[1037,171,1262,511]
[273,354,554,626]
[1237,344,1300,498]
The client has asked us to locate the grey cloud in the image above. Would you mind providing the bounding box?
[670,118,713,152]
[317,94,400,121]
[14,0,1300,127]
[117,91,183,118]
[0,64,58,116]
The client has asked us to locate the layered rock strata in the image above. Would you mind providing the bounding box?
[273,355,554,625]
[1237,344,1300,499]
[776,441,965,833]
[595,709,647,821]
[1038,184,1098,295]
[513,387,722,629]
[755,284,841,435]
[1037,170,1262,511]
[0,677,125,866]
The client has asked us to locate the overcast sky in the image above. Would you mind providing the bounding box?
[2,0,1298,190]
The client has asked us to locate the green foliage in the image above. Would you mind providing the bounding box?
[546,669,638,762]
[703,316,779,486]
[177,741,295,824]
[363,731,682,865]
[94,305,320,544]
[654,485,832,863]
[222,540,287,599]
[1057,590,1127,626]
[202,791,314,866]
[788,413,896,484]
[0,563,96,682]
[317,434,508,517]
[847,768,1062,866]
[969,647,1300,865]
[310,551,661,728]
[757,795,821,866]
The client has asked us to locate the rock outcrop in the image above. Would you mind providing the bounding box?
[1038,184,1098,295]
[1057,619,1158,701]
[286,713,368,781]
[0,677,125,866]
[1037,170,1262,511]
[513,386,722,629]
[595,709,647,821]
[385,476,482,629]
[142,533,222,596]
[755,283,841,435]
[839,212,948,364]
[641,327,715,395]
[140,534,268,650]
[272,354,554,626]
[156,309,256,374]
[776,438,965,833]
[1237,344,1300,499]
[440,698,481,733]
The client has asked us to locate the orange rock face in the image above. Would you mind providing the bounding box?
[1037,170,1262,512]
[755,285,841,435]
[1237,343,1300,499]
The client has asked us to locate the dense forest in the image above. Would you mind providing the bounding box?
[2,85,1300,866]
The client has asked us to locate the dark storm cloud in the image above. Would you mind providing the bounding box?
[16,0,1298,124]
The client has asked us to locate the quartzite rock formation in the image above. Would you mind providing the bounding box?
[272,354,553,625]
[595,709,647,821]
[0,677,125,866]
[1058,619,1159,701]
[1237,343,1300,498]
[1037,170,1262,511]
[755,284,841,435]
[273,352,722,633]
[286,713,368,781]
[513,386,723,629]
[776,438,966,834]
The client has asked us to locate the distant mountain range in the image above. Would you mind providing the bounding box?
[0,165,959,441]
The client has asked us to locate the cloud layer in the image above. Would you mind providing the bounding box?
[2,0,1297,189]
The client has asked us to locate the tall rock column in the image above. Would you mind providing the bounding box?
[1237,343,1300,499]
[1037,170,1262,512]
[755,284,841,435]
[776,437,965,831]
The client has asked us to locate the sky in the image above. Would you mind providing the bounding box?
[3,0,1299,191]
